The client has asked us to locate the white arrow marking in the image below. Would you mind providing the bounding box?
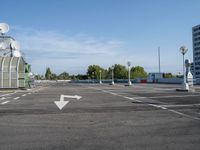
[62,95,82,100]
[54,94,82,110]
[54,100,69,110]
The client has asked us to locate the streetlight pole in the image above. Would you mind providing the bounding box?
[87,73,89,83]
[158,47,161,73]
[183,53,185,83]
[99,70,102,84]
[111,66,114,85]
[179,46,189,90]
[92,72,95,84]
[127,61,132,86]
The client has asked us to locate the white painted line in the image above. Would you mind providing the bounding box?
[14,97,20,100]
[124,96,134,100]
[1,101,10,105]
[0,97,6,100]
[28,93,32,95]
[100,88,143,103]
[148,104,167,110]
[160,104,200,108]
[91,87,200,121]
[147,94,200,99]
[168,109,200,120]
[22,94,27,97]
[0,91,17,97]
[132,94,200,100]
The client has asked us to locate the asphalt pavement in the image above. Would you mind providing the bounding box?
[0,82,200,150]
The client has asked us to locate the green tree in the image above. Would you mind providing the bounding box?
[45,67,52,80]
[34,74,43,80]
[130,66,147,79]
[87,65,106,79]
[50,73,57,80]
[76,74,88,80]
[108,64,127,79]
[58,72,70,80]
[163,73,175,78]
[70,75,77,80]
[40,75,45,80]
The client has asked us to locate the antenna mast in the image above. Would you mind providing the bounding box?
[158,47,161,73]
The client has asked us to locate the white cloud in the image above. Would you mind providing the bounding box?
[10,26,124,74]
[9,26,186,75]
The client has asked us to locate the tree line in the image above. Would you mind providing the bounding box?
[35,64,148,80]
[87,64,147,80]
[35,65,176,80]
[35,68,71,80]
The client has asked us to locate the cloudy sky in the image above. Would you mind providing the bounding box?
[1,0,200,75]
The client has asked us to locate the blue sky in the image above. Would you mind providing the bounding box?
[1,0,200,75]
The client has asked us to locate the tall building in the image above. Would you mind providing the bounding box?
[192,24,200,84]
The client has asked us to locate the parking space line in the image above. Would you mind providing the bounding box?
[148,104,167,110]
[90,87,200,121]
[143,94,200,99]
[0,97,6,101]
[0,92,17,97]
[160,104,200,108]
[168,109,200,120]
[1,101,10,105]
[22,94,27,97]
[14,97,20,100]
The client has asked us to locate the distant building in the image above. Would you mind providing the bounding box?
[147,72,163,83]
[192,24,200,84]
[190,62,194,75]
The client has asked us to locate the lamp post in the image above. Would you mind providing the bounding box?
[92,72,95,83]
[111,66,114,85]
[179,46,189,90]
[127,61,132,86]
[87,73,89,83]
[99,70,102,84]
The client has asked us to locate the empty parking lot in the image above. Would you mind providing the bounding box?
[0,82,199,150]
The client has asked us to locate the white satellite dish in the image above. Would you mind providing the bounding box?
[10,40,20,51]
[12,50,21,57]
[29,72,33,76]
[0,23,9,34]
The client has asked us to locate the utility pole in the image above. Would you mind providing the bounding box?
[158,47,161,73]
[127,61,132,86]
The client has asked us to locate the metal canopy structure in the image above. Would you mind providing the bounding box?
[0,56,26,88]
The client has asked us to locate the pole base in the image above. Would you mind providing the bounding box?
[128,81,132,86]
[176,83,189,92]
[99,81,102,84]
[183,83,189,90]
[111,81,115,85]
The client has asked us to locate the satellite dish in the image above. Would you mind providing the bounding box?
[0,23,9,34]
[29,72,33,76]
[12,50,21,57]
[10,40,20,50]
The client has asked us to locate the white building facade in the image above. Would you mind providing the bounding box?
[192,24,200,84]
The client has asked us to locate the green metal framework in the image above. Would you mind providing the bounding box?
[0,56,29,88]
